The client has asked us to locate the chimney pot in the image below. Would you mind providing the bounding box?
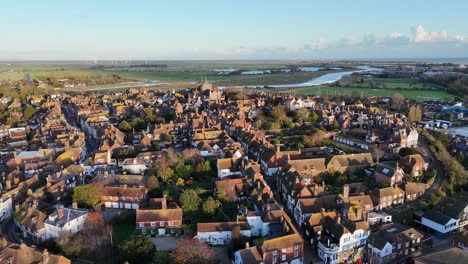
[57,208,64,219]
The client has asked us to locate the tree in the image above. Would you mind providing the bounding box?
[271,105,286,122]
[172,238,215,264]
[201,160,212,175]
[295,108,310,123]
[130,117,147,131]
[399,147,420,157]
[55,212,111,257]
[118,236,155,264]
[202,197,220,215]
[147,176,159,192]
[180,190,201,212]
[156,158,174,182]
[72,184,101,207]
[175,162,193,180]
[392,93,405,110]
[303,129,325,147]
[153,250,174,264]
[23,105,36,120]
[310,111,319,123]
[118,120,132,132]
[330,120,340,130]
[408,104,423,122]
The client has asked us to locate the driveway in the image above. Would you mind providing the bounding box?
[149,236,181,251]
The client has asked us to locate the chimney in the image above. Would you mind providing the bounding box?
[57,208,64,219]
[343,184,349,198]
[162,195,167,210]
[42,248,49,263]
[363,211,369,222]
[72,202,78,209]
[2,237,8,248]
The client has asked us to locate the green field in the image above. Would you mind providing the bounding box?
[349,77,433,90]
[291,85,455,101]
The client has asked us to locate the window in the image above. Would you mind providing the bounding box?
[139,222,144,228]
[273,256,277,263]
[406,242,409,247]
[282,249,286,253]
[272,250,277,256]
[294,245,299,250]
[160,221,164,226]
[282,254,286,261]
[169,221,174,227]
[151,222,156,227]
[398,243,401,249]
[417,238,420,243]
[294,249,299,258]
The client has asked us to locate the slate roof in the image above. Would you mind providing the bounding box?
[44,206,88,228]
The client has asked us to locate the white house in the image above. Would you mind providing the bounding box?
[217,157,242,179]
[44,205,88,240]
[317,217,370,264]
[0,196,13,222]
[416,197,467,238]
[195,221,251,245]
[121,157,148,174]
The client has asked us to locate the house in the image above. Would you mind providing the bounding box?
[371,186,405,210]
[286,97,304,111]
[121,157,149,174]
[326,153,373,173]
[136,204,183,236]
[293,195,340,225]
[215,178,246,202]
[367,212,392,226]
[317,217,370,264]
[415,197,467,238]
[373,163,404,186]
[101,185,147,210]
[367,223,423,264]
[0,240,71,264]
[402,182,428,202]
[238,206,284,237]
[195,221,251,245]
[44,205,88,240]
[303,209,338,245]
[399,154,428,177]
[217,157,243,178]
[15,205,48,242]
[234,233,304,264]
[453,229,468,251]
[0,196,13,222]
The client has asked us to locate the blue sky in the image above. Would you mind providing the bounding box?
[1,0,467,60]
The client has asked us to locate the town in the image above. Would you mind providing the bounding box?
[0,61,466,264]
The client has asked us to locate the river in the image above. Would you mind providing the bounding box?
[220,66,381,89]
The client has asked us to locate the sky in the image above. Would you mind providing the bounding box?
[1,0,467,60]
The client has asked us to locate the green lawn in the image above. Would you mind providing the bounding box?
[111,213,136,246]
[294,85,455,101]
[349,77,433,90]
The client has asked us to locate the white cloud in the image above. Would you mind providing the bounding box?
[413,25,465,43]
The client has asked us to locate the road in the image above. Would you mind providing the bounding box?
[61,103,100,160]
[1,217,21,244]
[417,136,445,199]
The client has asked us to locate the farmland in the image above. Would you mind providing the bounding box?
[288,85,455,101]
